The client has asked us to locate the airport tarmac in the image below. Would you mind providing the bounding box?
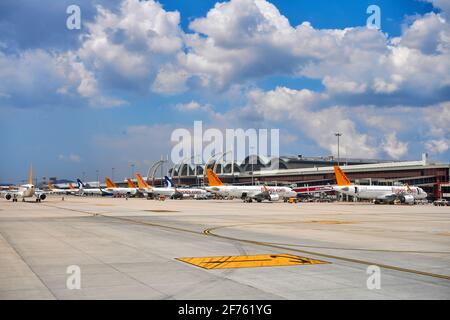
[0,196,449,300]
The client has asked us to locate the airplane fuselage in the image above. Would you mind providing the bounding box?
[206,185,297,200]
[333,185,427,202]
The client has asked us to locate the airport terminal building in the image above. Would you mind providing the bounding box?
[169,154,450,200]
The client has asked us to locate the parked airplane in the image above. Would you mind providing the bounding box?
[164,176,209,198]
[135,173,206,199]
[76,179,112,196]
[104,177,138,196]
[2,166,47,202]
[48,181,69,195]
[205,169,297,202]
[333,166,427,204]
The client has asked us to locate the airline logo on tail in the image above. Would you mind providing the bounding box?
[69,183,75,190]
[127,179,136,188]
[334,166,352,186]
[135,173,152,189]
[77,179,86,189]
[105,177,117,188]
[207,169,224,187]
[164,176,174,188]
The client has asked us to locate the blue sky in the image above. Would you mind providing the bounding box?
[0,0,449,184]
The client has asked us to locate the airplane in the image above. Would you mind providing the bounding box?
[333,166,428,204]
[134,173,207,199]
[2,166,47,202]
[163,176,210,199]
[47,181,70,195]
[135,173,199,199]
[104,177,138,197]
[76,179,112,196]
[205,169,297,202]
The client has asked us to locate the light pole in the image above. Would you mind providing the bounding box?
[96,169,99,187]
[335,133,342,166]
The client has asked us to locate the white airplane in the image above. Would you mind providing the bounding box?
[2,166,47,202]
[135,173,207,199]
[205,169,297,202]
[164,176,210,199]
[47,181,70,195]
[76,179,112,196]
[104,177,138,196]
[333,166,428,204]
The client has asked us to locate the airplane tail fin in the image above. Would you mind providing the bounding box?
[29,165,33,185]
[127,179,136,188]
[164,176,174,188]
[69,183,75,190]
[206,169,224,187]
[76,179,85,189]
[105,177,117,188]
[135,173,151,189]
[334,166,352,186]
[48,181,54,190]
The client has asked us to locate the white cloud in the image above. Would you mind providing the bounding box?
[175,101,212,112]
[382,133,409,159]
[58,154,82,162]
[78,0,184,93]
[426,139,450,154]
[244,87,378,158]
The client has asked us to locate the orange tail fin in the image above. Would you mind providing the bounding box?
[207,169,224,187]
[29,165,33,185]
[105,177,117,188]
[135,173,151,189]
[127,179,136,188]
[334,166,352,186]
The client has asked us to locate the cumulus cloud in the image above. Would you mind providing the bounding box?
[243,87,378,158]
[175,101,212,112]
[78,0,184,93]
[426,139,449,154]
[382,133,409,159]
[1,0,449,161]
[2,0,450,110]
[58,154,82,162]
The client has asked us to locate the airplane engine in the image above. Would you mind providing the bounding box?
[400,194,414,204]
[5,193,12,200]
[172,192,183,200]
[39,194,46,201]
[269,194,280,202]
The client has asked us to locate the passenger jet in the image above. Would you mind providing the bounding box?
[205,169,297,202]
[333,166,427,204]
[2,166,47,202]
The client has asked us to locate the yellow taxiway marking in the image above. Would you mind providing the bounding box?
[177,254,328,269]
